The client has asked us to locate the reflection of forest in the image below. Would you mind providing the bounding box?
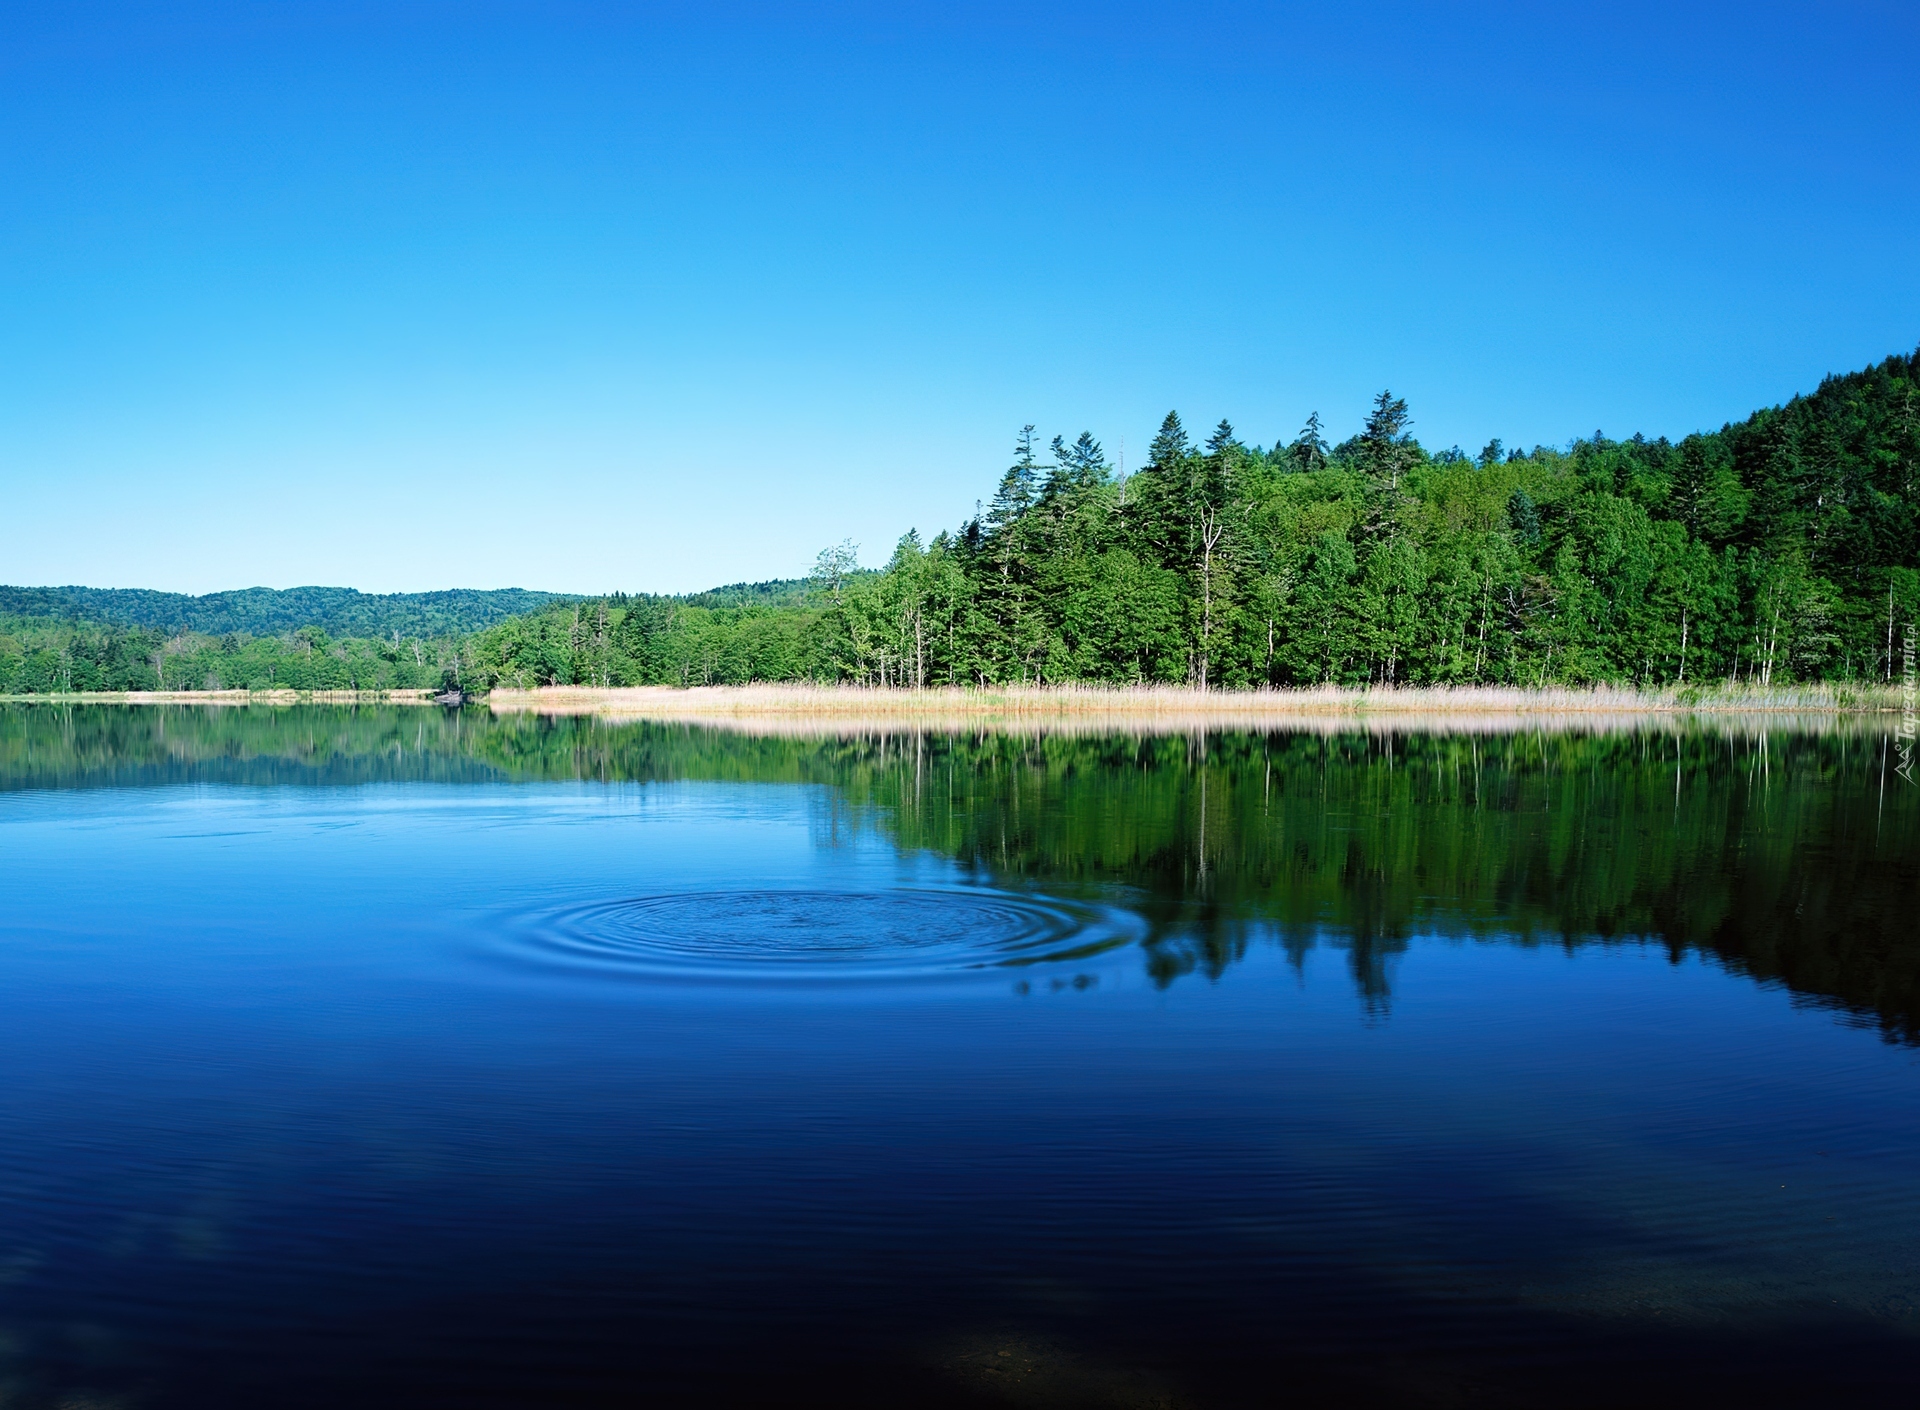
[5,704,1916,1040]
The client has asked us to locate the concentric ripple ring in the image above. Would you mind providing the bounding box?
[498,888,1140,979]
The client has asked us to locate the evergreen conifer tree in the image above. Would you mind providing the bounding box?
[1289,412,1329,472]
[1357,390,1414,543]
[1148,412,1190,469]
[986,426,1040,539]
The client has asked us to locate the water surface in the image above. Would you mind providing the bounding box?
[0,706,1916,1407]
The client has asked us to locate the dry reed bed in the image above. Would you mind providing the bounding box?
[487,683,1902,738]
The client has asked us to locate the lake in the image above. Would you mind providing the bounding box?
[0,705,1915,1407]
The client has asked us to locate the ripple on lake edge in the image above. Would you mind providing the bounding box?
[485,887,1148,982]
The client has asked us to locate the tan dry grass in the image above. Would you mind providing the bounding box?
[485,682,1900,738]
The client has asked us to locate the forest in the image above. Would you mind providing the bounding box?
[0,584,561,639]
[0,585,561,693]
[4,348,1917,695]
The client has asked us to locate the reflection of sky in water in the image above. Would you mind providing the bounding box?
[0,758,1915,1406]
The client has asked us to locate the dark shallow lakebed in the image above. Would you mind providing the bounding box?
[1,705,1916,1407]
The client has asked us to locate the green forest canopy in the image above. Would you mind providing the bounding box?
[5,348,1918,694]
[0,585,563,694]
[0,584,562,638]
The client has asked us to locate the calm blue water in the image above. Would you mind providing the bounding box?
[0,708,1916,1407]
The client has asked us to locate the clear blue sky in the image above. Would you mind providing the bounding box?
[3,1,1916,595]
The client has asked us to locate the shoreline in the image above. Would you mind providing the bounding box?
[476,683,1905,736]
[487,681,1901,717]
[0,689,441,705]
[0,682,1898,713]
[1,683,1903,737]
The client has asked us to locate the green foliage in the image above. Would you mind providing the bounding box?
[0,614,452,694]
[752,347,1920,689]
[682,575,860,609]
[0,585,561,638]
[454,594,826,690]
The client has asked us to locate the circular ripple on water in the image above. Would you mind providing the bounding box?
[504,888,1140,980]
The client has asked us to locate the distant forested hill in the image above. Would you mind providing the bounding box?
[682,573,879,609]
[0,585,564,638]
[681,578,815,609]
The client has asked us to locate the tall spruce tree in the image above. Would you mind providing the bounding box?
[1148,411,1190,469]
[1290,412,1329,472]
[1357,390,1415,544]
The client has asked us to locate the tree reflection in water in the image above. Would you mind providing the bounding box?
[4,703,1914,1037]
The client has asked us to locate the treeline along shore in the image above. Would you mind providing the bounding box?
[6,349,1918,700]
